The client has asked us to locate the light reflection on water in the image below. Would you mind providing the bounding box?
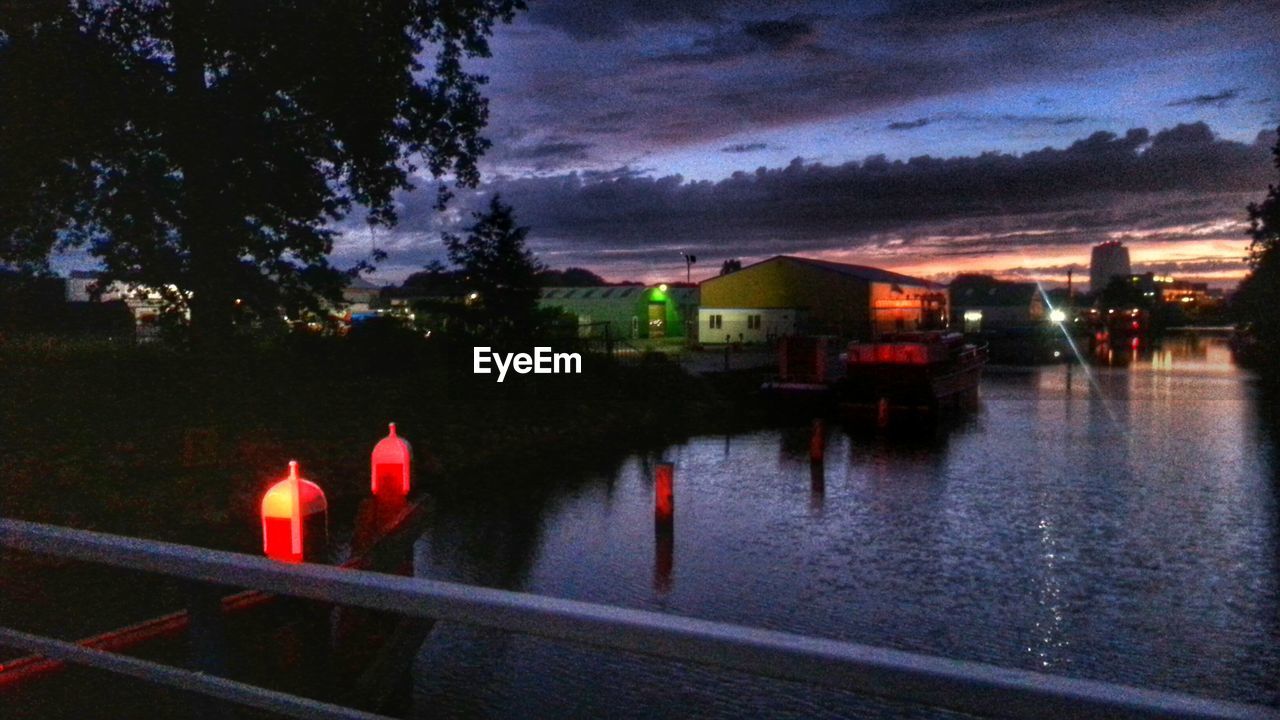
[410,335,1280,718]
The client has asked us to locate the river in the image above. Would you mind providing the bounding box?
[407,333,1280,718]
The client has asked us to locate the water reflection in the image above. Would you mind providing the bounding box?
[409,334,1279,719]
[809,462,825,515]
[653,525,674,593]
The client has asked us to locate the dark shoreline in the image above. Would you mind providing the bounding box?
[0,336,770,549]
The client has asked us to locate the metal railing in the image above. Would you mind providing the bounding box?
[1,518,1277,720]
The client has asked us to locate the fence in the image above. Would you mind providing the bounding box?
[1,518,1276,720]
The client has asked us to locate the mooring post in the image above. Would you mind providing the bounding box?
[809,418,825,463]
[654,462,674,526]
[183,581,233,720]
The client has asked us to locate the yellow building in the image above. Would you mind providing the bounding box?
[697,255,946,344]
[696,253,947,343]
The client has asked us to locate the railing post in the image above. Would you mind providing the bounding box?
[183,580,234,720]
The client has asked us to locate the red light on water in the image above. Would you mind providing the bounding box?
[371,422,412,497]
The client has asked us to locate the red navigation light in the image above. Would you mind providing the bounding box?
[371,422,412,497]
[261,461,328,563]
[1131,337,1140,349]
[655,462,674,526]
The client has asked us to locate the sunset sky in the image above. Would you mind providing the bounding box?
[336,0,1280,287]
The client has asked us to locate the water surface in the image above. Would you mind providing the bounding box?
[409,334,1280,718]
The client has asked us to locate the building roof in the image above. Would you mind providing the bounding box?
[950,280,1040,307]
[711,255,943,289]
[540,286,698,302]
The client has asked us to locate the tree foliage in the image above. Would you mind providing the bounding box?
[0,0,523,339]
[1235,126,1280,357]
[443,195,544,339]
[719,258,742,275]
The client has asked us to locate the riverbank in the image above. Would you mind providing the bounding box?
[0,334,771,553]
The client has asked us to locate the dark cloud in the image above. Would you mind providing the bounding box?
[888,118,930,130]
[508,141,593,160]
[359,124,1274,277]
[866,0,1231,37]
[650,17,820,65]
[891,114,1088,131]
[1167,88,1241,108]
[477,1,1278,168]
[721,142,768,153]
[1003,114,1089,126]
[527,0,734,40]
[742,19,814,48]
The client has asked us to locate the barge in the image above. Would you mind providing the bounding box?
[838,331,987,426]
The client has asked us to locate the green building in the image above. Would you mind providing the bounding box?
[538,285,699,339]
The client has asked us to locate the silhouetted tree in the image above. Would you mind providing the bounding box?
[538,267,607,286]
[1235,126,1280,365]
[0,1,523,341]
[720,258,742,275]
[402,262,467,295]
[444,195,545,339]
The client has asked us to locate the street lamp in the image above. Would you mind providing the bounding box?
[681,252,697,283]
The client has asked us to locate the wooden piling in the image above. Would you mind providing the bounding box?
[655,462,674,526]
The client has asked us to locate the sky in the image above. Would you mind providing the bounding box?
[340,0,1280,287]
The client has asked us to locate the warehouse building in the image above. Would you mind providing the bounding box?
[697,255,946,344]
[539,284,699,339]
[949,275,1045,333]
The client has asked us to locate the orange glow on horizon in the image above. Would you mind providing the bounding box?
[607,220,1253,288]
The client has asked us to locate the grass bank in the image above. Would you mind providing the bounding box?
[0,334,766,552]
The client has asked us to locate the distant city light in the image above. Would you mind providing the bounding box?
[963,310,983,322]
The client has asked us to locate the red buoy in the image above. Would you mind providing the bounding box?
[261,461,328,563]
[655,462,674,526]
[371,422,412,497]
